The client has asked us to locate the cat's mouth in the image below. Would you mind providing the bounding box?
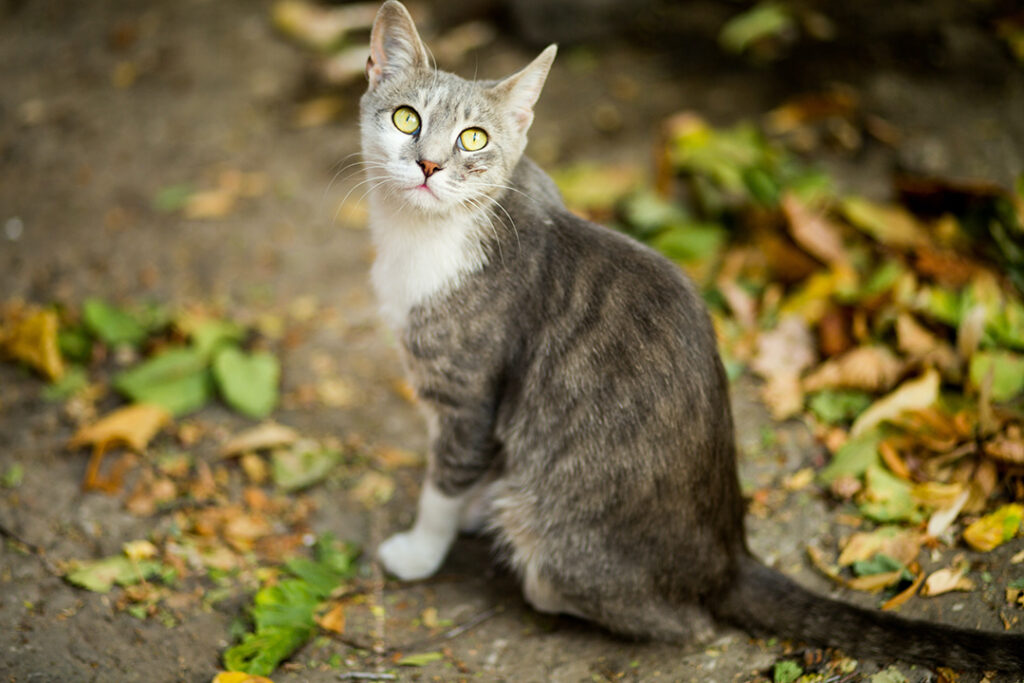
[411,182,438,199]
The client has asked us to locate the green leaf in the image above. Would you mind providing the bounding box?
[187,317,245,359]
[58,328,92,363]
[252,578,321,630]
[869,666,909,683]
[859,464,922,523]
[152,184,193,213]
[2,463,25,489]
[65,556,164,593]
[398,651,445,667]
[224,625,313,676]
[719,2,794,54]
[315,533,359,578]
[621,191,690,238]
[271,443,341,492]
[212,347,280,418]
[819,430,881,485]
[969,350,1024,402]
[807,389,873,425]
[649,222,726,264]
[283,557,347,598]
[773,659,803,683]
[83,298,149,347]
[113,347,212,416]
[851,553,907,577]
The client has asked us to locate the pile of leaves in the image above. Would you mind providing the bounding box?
[557,105,1024,609]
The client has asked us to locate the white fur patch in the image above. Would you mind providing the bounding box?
[369,201,487,330]
[379,480,465,580]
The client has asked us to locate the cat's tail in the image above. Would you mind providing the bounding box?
[711,553,1024,672]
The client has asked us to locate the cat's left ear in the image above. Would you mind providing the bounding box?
[494,44,557,133]
[366,0,431,90]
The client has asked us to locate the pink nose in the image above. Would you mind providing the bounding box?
[418,159,441,178]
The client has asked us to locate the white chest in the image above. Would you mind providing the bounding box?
[369,208,488,330]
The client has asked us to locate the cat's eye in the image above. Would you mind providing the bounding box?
[392,106,420,135]
[458,128,488,152]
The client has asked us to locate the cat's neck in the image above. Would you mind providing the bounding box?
[367,197,491,330]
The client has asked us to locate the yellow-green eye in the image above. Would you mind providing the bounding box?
[393,106,420,135]
[458,128,488,152]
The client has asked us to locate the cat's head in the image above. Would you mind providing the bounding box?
[360,0,556,216]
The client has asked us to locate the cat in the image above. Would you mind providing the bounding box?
[359,0,1024,671]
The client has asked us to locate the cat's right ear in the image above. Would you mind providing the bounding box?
[366,1,431,90]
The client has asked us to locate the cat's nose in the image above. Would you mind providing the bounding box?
[417,159,442,178]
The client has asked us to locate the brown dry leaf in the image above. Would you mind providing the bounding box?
[350,471,395,508]
[760,373,805,420]
[838,527,922,567]
[802,345,905,393]
[818,306,853,357]
[220,422,299,457]
[984,425,1024,464]
[922,563,976,597]
[223,513,273,552]
[879,440,912,480]
[896,313,959,376]
[3,307,65,381]
[70,403,171,453]
[125,471,178,516]
[881,566,925,611]
[851,368,940,437]
[316,602,346,634]
[847,570,905,593]
[780,193,850,266]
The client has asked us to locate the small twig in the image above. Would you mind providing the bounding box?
[337,673,397,681]
[390,605,500,653]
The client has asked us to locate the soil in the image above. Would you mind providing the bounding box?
[1,1,1022,682]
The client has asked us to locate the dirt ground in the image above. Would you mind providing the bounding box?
[2,1,1023,681]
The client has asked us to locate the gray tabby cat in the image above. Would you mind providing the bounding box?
[360,0,1024,671]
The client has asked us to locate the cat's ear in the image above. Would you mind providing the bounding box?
[366,0,431,89]
[494,44,557,133]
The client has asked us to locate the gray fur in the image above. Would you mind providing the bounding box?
[359,1,1024,670]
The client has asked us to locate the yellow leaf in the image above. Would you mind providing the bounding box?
[4,308,64,381]
[316,602,346,633]
[350,471,395,508]
[851,368,940,437]
[212,672,274,683]
[963,504,1024,552]
[123,539,158,562]
[69,403,171,453]
[847,569,905,593]
[838,527,922,567]
[184,188,236,219]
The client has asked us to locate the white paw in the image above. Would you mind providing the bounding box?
[378,531,447,580]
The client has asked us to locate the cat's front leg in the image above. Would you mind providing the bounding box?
[378,478,466,580]
[379,410,498,580]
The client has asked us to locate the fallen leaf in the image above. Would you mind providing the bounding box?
[82,298,149,347]
[859,465,921,523]
[751,315,816,419]
[869,665,909,683]
[65,555,165,593]
[968,350,1024,402]
[123,540,158,562]
[881,567,925,611]
[374,446,423,470]
[241,454,269,484]
[838,526,922,567]
[803,345,905,393]
[221,422,299,458]
[840,197,930,249]
[782,467,814,491]
[213,347,280,418]
[807,389,872,425]
[963,504,1023,552]
[271,441,342,491]
[398,651,445,667]
[820,429,881,485]
[922,564,976,597]
[3,308,64,380]
[926,489,970,538]
[350,471,395,508]
[69,403,171,453]
[984,425,1024,464]
[212,672,275,683]
[272,0,377,50]
[315,603,346,634]
[847,569,905,593]
[851,368,940,437]
[113,348,212,417]
[781,193,849,266]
